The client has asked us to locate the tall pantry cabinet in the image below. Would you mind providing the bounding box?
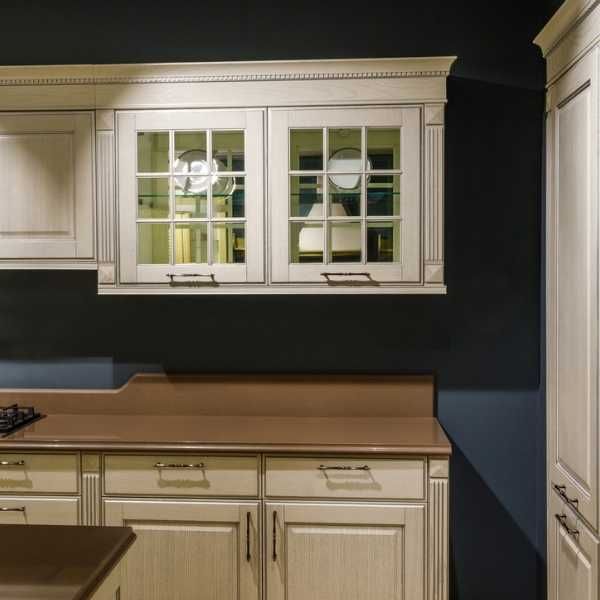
[536,1,600,598]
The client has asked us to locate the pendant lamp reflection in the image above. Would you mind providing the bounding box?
[174,149,235,196]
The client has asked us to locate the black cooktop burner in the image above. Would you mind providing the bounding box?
[0,404,44,437]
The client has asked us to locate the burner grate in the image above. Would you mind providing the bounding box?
[0,404,42,435]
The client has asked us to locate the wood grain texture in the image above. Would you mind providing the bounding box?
[266,502,424,600]
[104,499,260,600]
[96,130,116,277]
[265,456,424,500]
[546,49,599,531]
[0,452,78,494]
[424,121,444,283]
[0,496,79,525]
[104,454,259,498]
[428,478,448,600]
[548,492,598,600]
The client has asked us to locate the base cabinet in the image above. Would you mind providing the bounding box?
[265,502,425,600]
[104,499,260,600]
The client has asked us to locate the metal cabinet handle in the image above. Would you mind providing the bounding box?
[318,465,371,471]
[272,511,278,561]
[553,483,579,508]
[0,460,25,467]
[154,463,205,470]
[321,272,377,286]
[555,513,579,539]
[0,507,25,512]
[246,512,251,562]
[167,273,217,287]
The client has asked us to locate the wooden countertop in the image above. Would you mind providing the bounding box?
[0,525,135,600]
[0,414,451,455]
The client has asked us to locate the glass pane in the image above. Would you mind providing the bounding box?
[175,223,207,264]
[137,132,169,173]
[213,223,245,264]
[329,175,361,217]
[213,131,245,171]
[137,223,170,264]
[290,175,323,217]
[290,222,323,263]
[175,177,207,219]
[367,221,401,262]
[137,178,169,218]
[367,175,401,216]
[367,128,401,170]
[329,222,361,263]
[175,131,207,163]
[290,129,323,171]
[213,177,244,218]
[328,128,361,171]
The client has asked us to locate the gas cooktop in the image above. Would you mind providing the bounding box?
[0,404,44,437]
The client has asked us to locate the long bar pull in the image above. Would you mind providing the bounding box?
[555,513,579,539]
[0,507,25,512]
[318,465,371,472]
[154,463,205,470]
[320,272,378,286]
[167,273,217,287]
[246,512,251,562]
[0,460,25,467]
[272,511,278,561]
[553,483,580,508]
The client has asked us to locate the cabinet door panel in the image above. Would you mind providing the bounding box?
[266,502,424,600]
[270,106,421,285]
[117,109,264,286]
[548,492,598,600]
[0,112,94,260]
[547,50,599,529]
[104,499,259,600]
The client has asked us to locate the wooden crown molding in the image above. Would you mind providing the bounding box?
[0,56,457,87]
[534,0,600,56]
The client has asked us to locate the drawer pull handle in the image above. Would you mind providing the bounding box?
[272,510,278,561]
[0,460,25,467]
[167,273,217,287]
[321,272,378,286]
[318,465,371,471]
[246,512,251,562]
[0,507,25,512]
[553,483,579,508]
[154,463,205,470]
[555,513,579,539]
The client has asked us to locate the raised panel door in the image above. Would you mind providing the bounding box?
[266,502,424,600]
[547,49,599,529]
[104,499,260,600]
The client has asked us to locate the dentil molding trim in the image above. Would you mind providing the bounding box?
[0,57,456,87]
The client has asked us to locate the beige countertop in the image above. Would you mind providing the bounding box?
[0,524,135,600]
[0,414,451,455]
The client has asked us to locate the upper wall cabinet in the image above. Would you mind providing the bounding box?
[0,56,455,292]
[0,112,95,268]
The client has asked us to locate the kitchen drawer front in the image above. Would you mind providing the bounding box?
[265,456,425,500]
[0,496,79,525]
[0,453,79,494]
[104,454,259,497]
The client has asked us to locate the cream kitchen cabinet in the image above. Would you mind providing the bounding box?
[548,492,598,600]
[537,0,600,596]
[104,499,260,600]
[0,111,95,268]
[266,502,425,600]
[0,57,453,293]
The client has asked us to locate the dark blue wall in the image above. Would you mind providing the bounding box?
[0,1,554,598]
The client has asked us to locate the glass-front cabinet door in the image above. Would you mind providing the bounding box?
[117,109,264,285]
[269,107,421,284]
